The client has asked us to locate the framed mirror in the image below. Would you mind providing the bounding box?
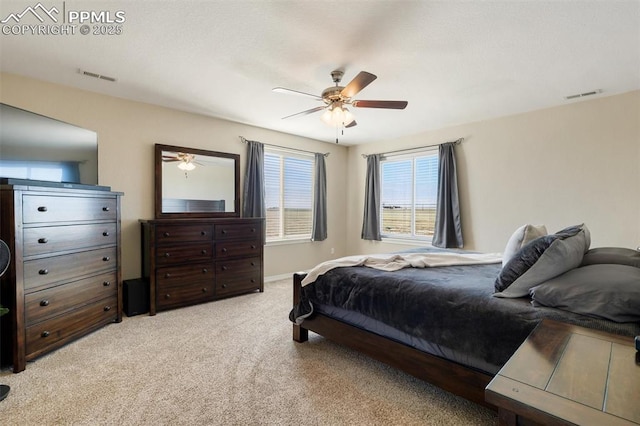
[155,144,240,218]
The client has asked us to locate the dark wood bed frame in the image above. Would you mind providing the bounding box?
[292,272,497,410]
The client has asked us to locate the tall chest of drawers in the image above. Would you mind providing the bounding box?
[0,183,123,373]
[140,218,264,315]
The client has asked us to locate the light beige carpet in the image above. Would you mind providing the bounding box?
[0,279,496,425]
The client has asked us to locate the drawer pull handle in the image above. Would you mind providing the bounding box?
[251,279,256,283]
[222,284,227,289]
[202,288,207,293]
[104,306,111,311]
[250,262,255,266]
[37,206,48,212]
[38,238,48,244]
[103,256,110,262]
[103,281,111,286]
[164,253,171,257]
[251,245,256,249]
[222,266,228,271]
[251,228,256,232]
[163,232,170,237]
[222,248,227,253]
[40,300,50,307]
[165,294,171,299]
[102,206,110,212]
[201,231,207,236]
[103,231,110,237]
[164,273,171,278]
[202,268,208,273]
[201,249,207,255]
[221,229,227,234]
[41,331,50,338]
[39,269,49,275]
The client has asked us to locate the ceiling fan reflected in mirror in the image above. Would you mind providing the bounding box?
[162,152,201,173]
[273,69,408,141]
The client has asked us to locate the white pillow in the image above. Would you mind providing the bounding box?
[502,224,547,266]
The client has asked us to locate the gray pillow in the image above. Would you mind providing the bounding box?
[530,264,640,322]
[494,224,590,298]
[581,247,640,268]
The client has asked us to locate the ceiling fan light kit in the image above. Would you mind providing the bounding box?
[321,103,354,128]
[274,69,408,142]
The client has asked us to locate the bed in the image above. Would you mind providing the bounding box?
[290,224,640,408]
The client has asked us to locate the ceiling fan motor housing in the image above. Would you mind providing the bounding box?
[321,86,346,105]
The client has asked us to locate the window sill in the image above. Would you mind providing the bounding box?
[266,238,311,247]
[381,237,433,247]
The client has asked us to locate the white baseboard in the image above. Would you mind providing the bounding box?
[264,271,307,283]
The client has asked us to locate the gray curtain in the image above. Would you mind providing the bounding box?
[311,153,327,241]
[432,142,463,248]
[242,140,265,219]
[361,154,382,241]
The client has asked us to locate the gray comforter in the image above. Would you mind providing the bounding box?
[290,250,640,374]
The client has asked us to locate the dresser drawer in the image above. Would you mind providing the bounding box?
[215,223,261,240]
[216,240,261,258]
[156,281,215,311]
[23,195,117,224]
[156,263,214,286]
[216,257,261,297]
[155,243,213,265]
[156,224,213,243]
[216,273,261,297]
[216,257,261,278]
[25,295,118,360]
[24,247,117,292]
[25,271,117,326]
[23,223,117,257]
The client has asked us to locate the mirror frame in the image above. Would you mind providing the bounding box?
[155,143,240,219]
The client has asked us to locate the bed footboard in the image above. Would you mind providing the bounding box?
[292,272,309,342]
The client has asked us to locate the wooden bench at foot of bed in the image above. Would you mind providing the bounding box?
[292,272,496,410]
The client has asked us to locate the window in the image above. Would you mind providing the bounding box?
[264,148,314,241]
[380,149,439,240]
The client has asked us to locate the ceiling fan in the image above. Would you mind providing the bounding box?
[273,69,408,137]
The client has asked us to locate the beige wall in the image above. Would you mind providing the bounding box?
[347,90,640,255]
[2,73,638,279]
[0,73,349,280]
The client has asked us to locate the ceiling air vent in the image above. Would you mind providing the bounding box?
[78,69,117,82]
[565,89,601,100]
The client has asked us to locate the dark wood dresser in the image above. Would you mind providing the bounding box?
[0,182,123,373]
[140,218,264,315]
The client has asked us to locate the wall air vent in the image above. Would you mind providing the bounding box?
[565,89,601,100]
[78,69,117,82]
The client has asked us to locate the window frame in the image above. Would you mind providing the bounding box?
[379,148,439,242]
[264,147,315,244]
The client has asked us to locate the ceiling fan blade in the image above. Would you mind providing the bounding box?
[352,100,408,109]
[281,105,326,120]
[345,120,357,128]
[341,71,377,99]
[273,87,322,101]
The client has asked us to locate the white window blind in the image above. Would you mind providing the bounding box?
[380,149,439,239]
[264,149,313,241]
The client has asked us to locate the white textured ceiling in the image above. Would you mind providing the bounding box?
[1,0,639,145]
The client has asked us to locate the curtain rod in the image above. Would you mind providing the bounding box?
[239,136,329,157]
[361,137,464,158]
